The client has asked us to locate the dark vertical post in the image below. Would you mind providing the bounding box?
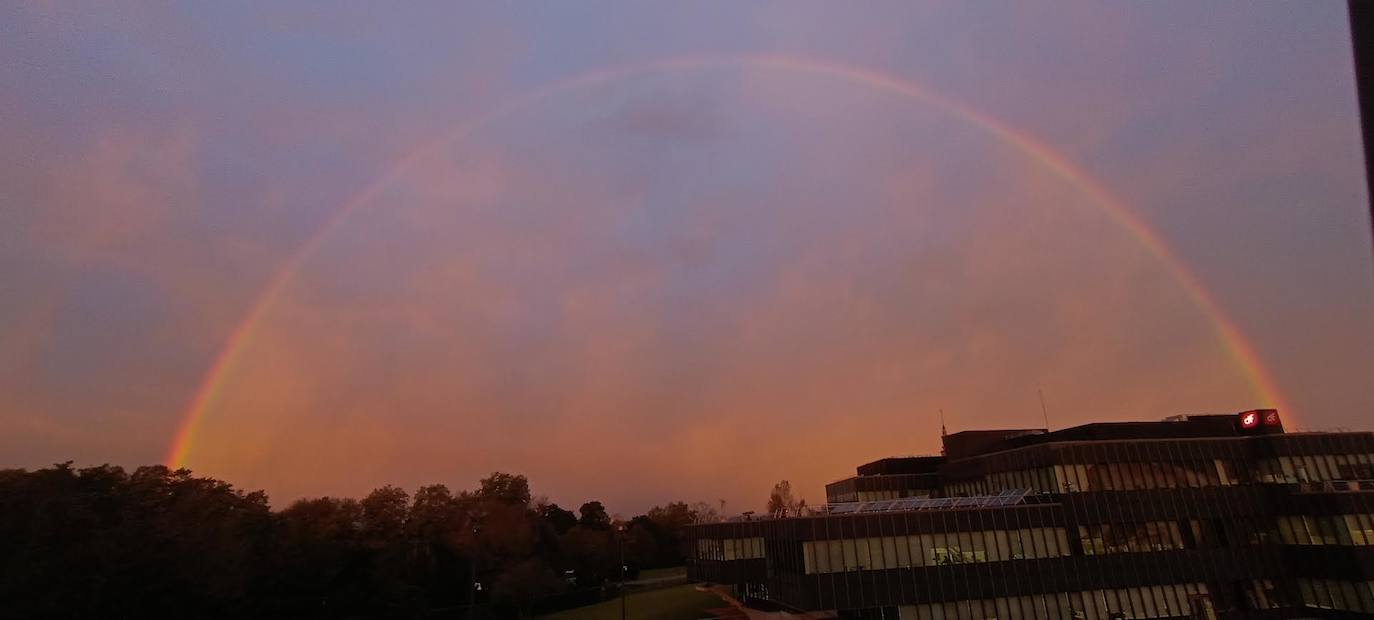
[467,516,483,620]
[619,524,628,620]
[1348,1,1374,267]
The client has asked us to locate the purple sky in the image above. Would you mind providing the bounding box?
[2,2,1372,515]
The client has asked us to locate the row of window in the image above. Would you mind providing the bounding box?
[947,452,1374,496]
[828,490,931,503]
[1078,521,1185,555]
[1298,578,1374,613]
[1055,460,1237,492]
[895,582,1213,620]
[858,490,931,502]
[800,527,1071,574]
[698,513,1374,565]
[946,467,1058,496]
[1276,513,1374,546]
[695,537,764,561]
[1255,454,1374,483]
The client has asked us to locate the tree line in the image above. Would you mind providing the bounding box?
[0,463,720,619]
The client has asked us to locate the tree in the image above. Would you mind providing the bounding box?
[690,501,720,524]
[767,480,799,518]
[538,503,579,535]
[492,559,566,616]
[408,484,459,539]
[577,501,610,530]
[478,472,531,506]
[558,526,616,587]
[644,501,699,565]
[360,485,409,543]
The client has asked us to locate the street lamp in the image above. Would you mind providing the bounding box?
[466,510,485,620]
[618,523,627,620]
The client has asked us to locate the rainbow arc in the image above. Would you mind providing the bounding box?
[166,55,1290,468]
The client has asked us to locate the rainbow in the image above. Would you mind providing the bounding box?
[165,54,1291,468]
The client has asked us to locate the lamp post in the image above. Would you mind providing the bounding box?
[466,511,485,620]
[618,523,627,620]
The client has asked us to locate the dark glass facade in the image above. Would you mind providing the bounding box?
[687,411,1374,618]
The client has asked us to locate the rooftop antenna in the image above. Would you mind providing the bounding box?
[1038,388,1051,431]
[939,409,947,456]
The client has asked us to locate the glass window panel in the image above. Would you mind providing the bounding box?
[1134,586,1155,618]
[908,534,924,567]
[895,534,911,567]
[1277,516,1297,544]
[958,530,974,563]
[1042,592,1060,618]
[1313,455,1333,481]
[1152,585,1170,616]
[1155,461,1174,488]
[1324,579,1342,608]
[1306,516,1327,545]
[1341,581,1361,611]
[1211,460,1229,486]
[1041,528,1059,556]
[1069,591,1089,620]
[828,540,844,571]
[929,531,945,565]
[1279,457,1296,481]
[969,529,987,563]
[1125,587,1145,618]
[1315,579,1335,608]
[1356,581,1374,613]
[1134,462,1152,489]
[842,537,859,569]
[869,538,886,570]
[1093,590,1112,619]
[854,537,871,569]
[1103,589,1123,615]
[1334,517,1354,546]
[1328,455,1345,480]
[1166,585,1186,616]
[1029,528,1048,558]
[1005,596,1022,620]
[993,529,1010,561]
[1302,456,1319,482]
[1299,580,1316,607]
[1005,528,1022,559]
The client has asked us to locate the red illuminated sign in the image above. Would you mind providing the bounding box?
[1237,409,1279,430]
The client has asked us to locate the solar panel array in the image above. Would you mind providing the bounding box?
[817,488,1031,516]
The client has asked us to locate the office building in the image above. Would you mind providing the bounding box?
[686,410,1374,618]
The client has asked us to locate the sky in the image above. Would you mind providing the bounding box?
[2,2,1373,516]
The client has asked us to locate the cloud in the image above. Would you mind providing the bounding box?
[177,67,1265,512]
[5,2,1370,515]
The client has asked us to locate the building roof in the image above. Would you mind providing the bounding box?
[940,411,1284,461]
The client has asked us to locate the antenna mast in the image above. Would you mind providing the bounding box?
[1038,388,1051,430]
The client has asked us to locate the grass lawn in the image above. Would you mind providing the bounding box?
[636,566,687,581]
[537,584,726,620]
